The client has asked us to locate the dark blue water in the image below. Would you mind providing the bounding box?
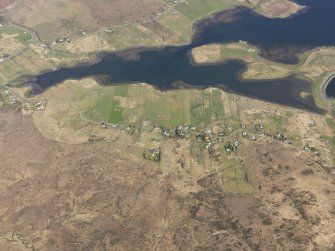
[192,0,335,64]
[22,0,335,113]
[326,76,335,98]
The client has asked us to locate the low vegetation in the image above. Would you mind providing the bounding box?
[0,26,32,44]
[1,0,335,249]
[192,43,335,113]
[2,108,335,250]
[0,25,32,57]
[9,78,332,196]
[257,0,305,18]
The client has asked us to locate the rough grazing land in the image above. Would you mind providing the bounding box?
[83,0,165,25]
[10,0,166,41]
[1,0,335,250]
[260,0,305,18]
[1,107,335,250]
[0,0,15,9]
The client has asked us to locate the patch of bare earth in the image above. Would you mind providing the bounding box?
[0,0,15,9]
[192,44,222,64]
[84,0,165,26]
[261,0,305,18]
[66,35,109,54]
[240,138,335,250]
[0,34,23,55]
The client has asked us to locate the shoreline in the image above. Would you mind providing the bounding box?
[7,2,318,84]
[258,0,307,19]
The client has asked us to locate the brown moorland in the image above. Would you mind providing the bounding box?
[10,0,166,41]
[0,0,15,10]
[83,0,165,26]
[1,106,335,250]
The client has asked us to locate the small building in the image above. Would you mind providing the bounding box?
[100,121,107,129]
[205,142,212,149]
[255,124,264,132]
[143,148,161,162]
[175,125,185,137]
[248,135,256,141]
[217,134,224,142]
[304,146,311,151]
[274,132,285,141]
[224,142,234,154]
[284,138,293,144]
[314,150,320,156]
[318,159,326,167]
[196,132,205,142]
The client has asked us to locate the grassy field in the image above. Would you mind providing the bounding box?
[0,26,32,45]
[11,77,330,200]
[74,83,225,128]
[25,78,256,194]
[0,47,54,81]
[0,25,32,56]
[100,25,158,51]
[157,0,244,43]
